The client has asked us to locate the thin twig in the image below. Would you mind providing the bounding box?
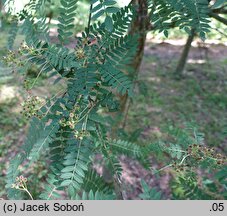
[179,154,191,165]
[153,164,173,174]
[87,3,93,35]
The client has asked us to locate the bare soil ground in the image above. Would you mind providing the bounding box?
[119,40,227,199]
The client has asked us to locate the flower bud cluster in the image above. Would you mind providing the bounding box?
[59,112,79,129]
[23,79,33,90]
[11,175,28,189]
[75,48,85,59]
[59,104,80,129]
[172,162,188,172]
[186,144,226,166]
[74,130,89,140]
[59,104,89,140]
[21,96,45,119]
[18,42,35,55]
[2,50,17,65]
[3,43,32,67]
[172,145,226,173]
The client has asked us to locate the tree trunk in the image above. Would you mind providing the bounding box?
[120,0,149,128]
[107,1,149,196]
[175,29,196,79]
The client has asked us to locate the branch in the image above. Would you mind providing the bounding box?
[212,27,227,38]
[212,8,227,14]
[210,12,227,26]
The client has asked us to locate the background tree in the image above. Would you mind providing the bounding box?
[175,0,227,77]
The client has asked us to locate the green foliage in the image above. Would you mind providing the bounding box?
[215,166,227,199]
[81,169,113,194]
[58,0,78,44]
[3,0,225,200]
[150,0,211,40]
[60,138,92,195]
[157,125,227,200]
[6,155,25,199]
[139,180,162,200]
[211,0,227,9]
[6,118,59,199]
[75,190,115,200]
[90,0,119,32]
[171,169,227,200]
[7,20,18,50]
[109,139,145,158]
[39,172,62,200]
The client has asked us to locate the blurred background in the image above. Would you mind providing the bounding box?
[0,0,226,199]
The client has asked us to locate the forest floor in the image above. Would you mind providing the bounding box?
[0,34,227,199]
[121,40,227,199]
